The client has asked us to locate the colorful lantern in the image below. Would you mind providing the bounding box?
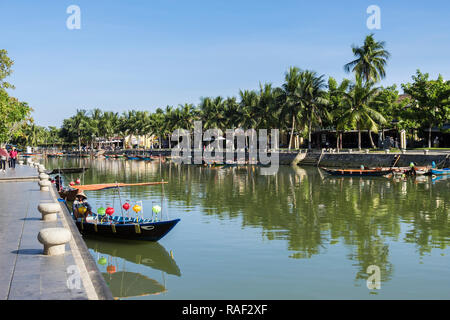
[133,204,142,213]
[152,205,161,214]
[69,181,75,186]
[106,265,116,274]
[78,206,87,214]
[97,207,106,216]
[98,257,107,265]
[122,202,130,211]
[106,207,115,216]
[75,178,81,184]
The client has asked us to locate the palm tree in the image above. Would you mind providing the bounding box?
[328,77,351,150]
[255,83,279,130]
[299,71,329,149]
[344,34,390,83]
[280,68,328,150]
[339,77,387,150]
[280,67,306,150]
[239,90,259,130]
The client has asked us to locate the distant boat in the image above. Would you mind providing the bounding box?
[321,167,393,177]
[125,155,140,160]
[48,167,89,174]
[431,168,450,175]
[136,155,153,161]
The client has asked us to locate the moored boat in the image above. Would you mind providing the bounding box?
[431,168,450,175]
[75,215,180,242]
[321,167,393,177]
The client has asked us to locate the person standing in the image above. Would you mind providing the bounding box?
[9,147,18,169]
[0,145,9,173]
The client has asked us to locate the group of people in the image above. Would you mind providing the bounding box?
[0,145,18,173]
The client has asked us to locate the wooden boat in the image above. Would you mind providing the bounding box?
[72,181,167,191]
[59,188,79,201]
[125,155,140,160]
[137,155,153,161]
[75,215,180,241]
[321,167,393,177]
[47,167,89,174]
[431,168,450,175]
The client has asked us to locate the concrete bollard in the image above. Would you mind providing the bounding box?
[401,149,406,154]
[385,149,390,154]
[38,203,61,221]
[365,149,370,154]
[424,150,429,155]
[37,228,72,256]
[39,173,50,180]
[38,167,46,174]
[348,149,352,154]
[39,180,51,191]
[19,160,24,165]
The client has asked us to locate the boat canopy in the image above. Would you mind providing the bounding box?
[73,181,167,191]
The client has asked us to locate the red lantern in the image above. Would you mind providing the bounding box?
[106,207,115,216]
[106,265,116,274]
[69,181,75,186]
[122,203,130,211]
[75,178,81,184]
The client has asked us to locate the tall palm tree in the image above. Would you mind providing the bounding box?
[239,90,259,130]
[280,68,328,149]
[280,67,306,150]
[339,77,387,150]
[328,77,351,150]
[344,34,390,83]
[299,71,329,150]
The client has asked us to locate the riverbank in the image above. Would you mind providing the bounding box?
[0,165,112,300]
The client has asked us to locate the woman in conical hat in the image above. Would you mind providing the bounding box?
[75,189,88,200]
[73,190,92,219]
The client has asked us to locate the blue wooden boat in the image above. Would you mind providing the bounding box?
[125,155,140,160]
[431,168,450,175]
[137,155,153,161]
[75,215,180,241]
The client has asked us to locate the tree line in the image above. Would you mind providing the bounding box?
[5,34,450,150]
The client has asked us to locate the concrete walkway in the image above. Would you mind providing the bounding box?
[0,165,111,300]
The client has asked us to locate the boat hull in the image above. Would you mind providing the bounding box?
[321,168,392,177]
[75,218,180,242]
[431,169,450,175]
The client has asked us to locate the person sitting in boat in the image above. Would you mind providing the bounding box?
[53,175,62,192]
[72,190,93,219]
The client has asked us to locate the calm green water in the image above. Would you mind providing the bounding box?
[45,158,450,299]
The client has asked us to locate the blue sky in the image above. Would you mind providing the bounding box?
[1,0,449,127]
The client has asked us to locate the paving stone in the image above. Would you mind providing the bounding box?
[0,167,94,300]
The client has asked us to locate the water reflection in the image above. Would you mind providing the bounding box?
[86,237,181,299]
[46,158,450,294]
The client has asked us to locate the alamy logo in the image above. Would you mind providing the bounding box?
[366,5,381,30]
[366,265,381,290]
[66,5,81,30]
[170,121,280,175]
[67,265,81,290]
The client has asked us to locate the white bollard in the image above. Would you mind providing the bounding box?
[37,228,72,256]
[39,173,50,180]
[39,180,51,191]
[38,203,61,221]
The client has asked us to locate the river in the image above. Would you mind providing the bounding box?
[45,158,450,299]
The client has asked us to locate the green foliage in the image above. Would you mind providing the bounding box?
[0,89,32,143]
[0,49,15,89]
[402,70,450,147]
